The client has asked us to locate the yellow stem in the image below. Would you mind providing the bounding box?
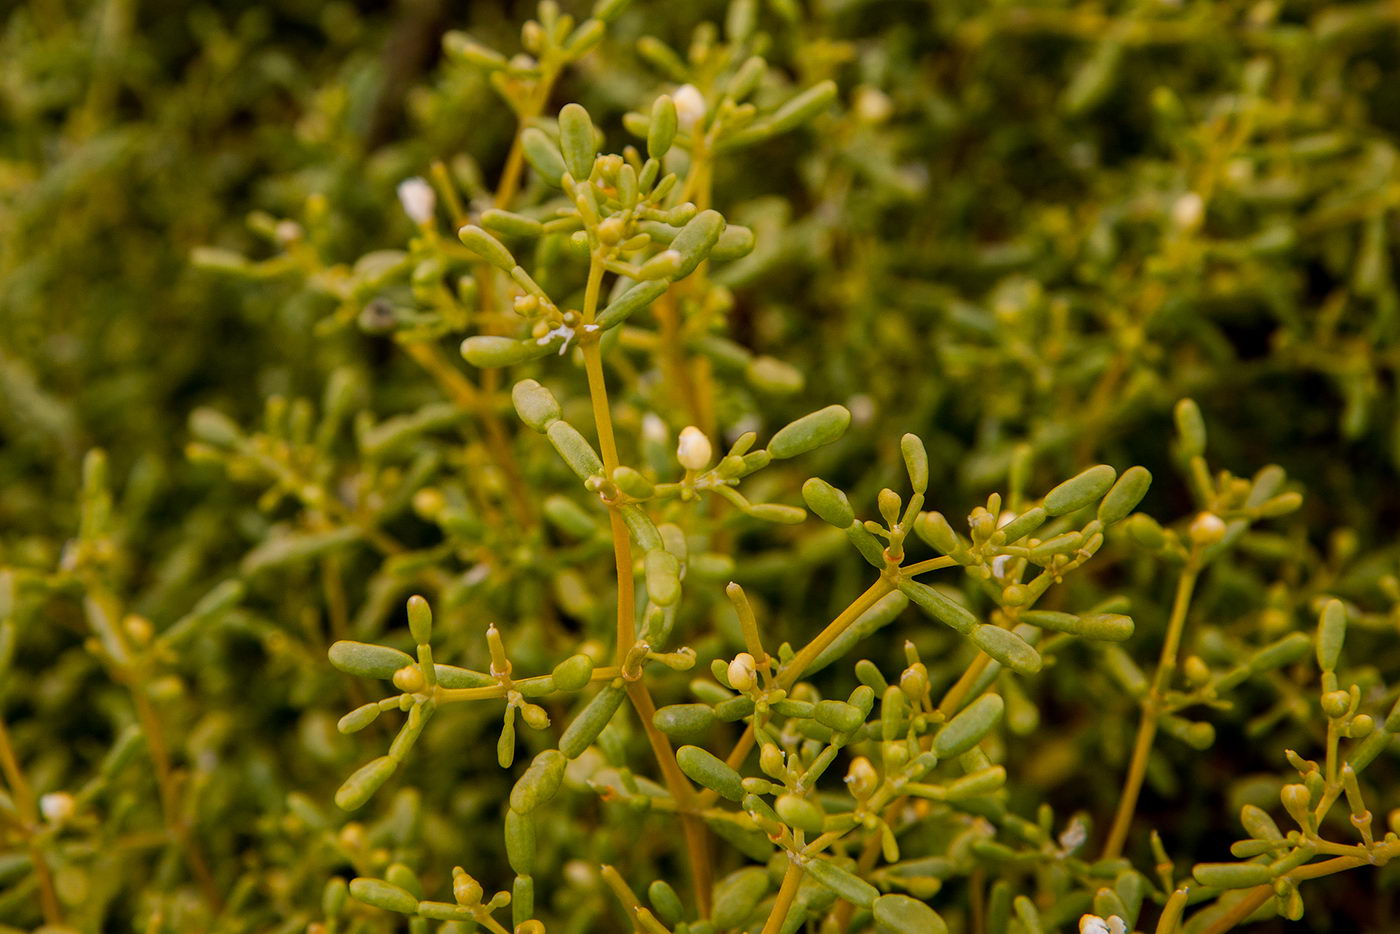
[430,160,468,226]
[656,132,716,434]
[971,867,987,934]
[83,582,223,912]
[653,290,703,426]
[761,862,804,934]
[902,555,958,576]
[938,652,993,716]
[625,680,714,917]
[832,799,897,930]
[833,647,996,930]
[577,252,711,914]
[1197,850,1387,934]
[436,667,619,703]
[495,67,559,210]
[778,578,895,689]
[1102,559,1200,859]
[833,591,1007,929]
[681,136,713,210]
[0,716,62,926]
[698,577,899,810]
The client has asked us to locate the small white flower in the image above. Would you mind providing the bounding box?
[397,177,436,225]
[563,859,596,888]
[673,84,707,132]
[1079,914,1127,934]
[642,413,670,446]
[847,393,876,426]
[274,219,304,245]
[844,757,878,796]
[854,85,893,124]
[991,554,1012,578]
[1172,191,1204,231]
[1058,816,1088,854]
[536,322,576,354]
[677,425,713,472]
[40,792,75,824]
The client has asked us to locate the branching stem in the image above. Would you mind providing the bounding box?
[579,252,712,916]
[1103,556,1201,859]
[0,715,62,925]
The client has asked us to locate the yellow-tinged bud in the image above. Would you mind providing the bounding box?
[1321,690,1350,719]
[900,663,929,700]
[412,487,446,518]
[1281,783,1312,827]
[846,756,879,797]
[393,665,426,693]
[1189,511,1227,546]
[598,216,626,244]
[759,743,785,779]
[520,703,550,730]
[453,867,483,906]
[40,791,75,823]
[124,614,154,644]
[727,652,757,692]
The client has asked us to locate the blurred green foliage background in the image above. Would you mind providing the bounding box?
[2,0,1399,931]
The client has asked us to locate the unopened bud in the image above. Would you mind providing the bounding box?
[900,663,928,700]
[453,867,483,906]
[677,426,713,472]
[673,84,706,132]
[1189,512,1226,546]
[759,743,785,779]
[845,757,879,797]
[397,177,436,225]
[393,665,426,694]
[40,792,75,823]
[727,652,757,692]
[1172,191,1205,231]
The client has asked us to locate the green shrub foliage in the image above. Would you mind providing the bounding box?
[2,1,1400,932]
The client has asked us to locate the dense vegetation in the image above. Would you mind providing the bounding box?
[3,1,1400,932]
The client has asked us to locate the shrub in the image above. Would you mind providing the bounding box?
[3,1,1399,933]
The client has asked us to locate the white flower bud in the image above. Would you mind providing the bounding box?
[1079,916,1126,934]
[40,791,75,824]
[563,859,596,889]
[1172,191,1204,231]
[844,756,878,797]
[397,177,436,225]
[673,84,707,132]
[1189,511,1227,546]
[677,425,713,472]
[274,220,304,245]
[853,86,893,124]
[847,393,876,426]
[1058,817,1088,853]
[727,652,757,692]
[643,413,670,447]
